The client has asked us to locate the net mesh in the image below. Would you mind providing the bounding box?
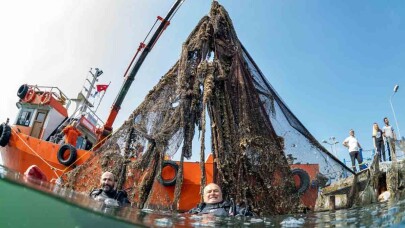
[64,2,352,215]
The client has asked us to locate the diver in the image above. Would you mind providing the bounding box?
[188,183,254,216]
[90,171,131,207]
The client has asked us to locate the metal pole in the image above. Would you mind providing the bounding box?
[330,136,338,157]
[333,142,338,157]
[390,89,401,139]
[323,138,339,158]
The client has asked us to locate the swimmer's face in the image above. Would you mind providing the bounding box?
[203,183,223,204]
[100,172,114,192]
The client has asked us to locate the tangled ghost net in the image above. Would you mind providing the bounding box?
[64,2,351,215]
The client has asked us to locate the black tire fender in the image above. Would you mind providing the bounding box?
[57,144,77,166]
[0,123,11,147]
[158,160,179,186]
[292,168,310,194]
[17,84,29,99]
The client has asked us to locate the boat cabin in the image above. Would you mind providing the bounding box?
[15,83,102,150]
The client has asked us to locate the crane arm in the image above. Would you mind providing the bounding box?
[97,0,185,142]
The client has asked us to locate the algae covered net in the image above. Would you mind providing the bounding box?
[65,2,352,215]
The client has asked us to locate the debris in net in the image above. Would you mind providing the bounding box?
[62,2,322,215]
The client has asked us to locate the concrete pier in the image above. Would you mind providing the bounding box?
[315,154,405,211]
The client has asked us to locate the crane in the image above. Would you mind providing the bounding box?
[96,0,185,143]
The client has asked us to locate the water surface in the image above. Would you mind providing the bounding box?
[1,165,405,227]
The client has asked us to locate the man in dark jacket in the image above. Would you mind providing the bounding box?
[189,183,254,216]
[90,171,130,207]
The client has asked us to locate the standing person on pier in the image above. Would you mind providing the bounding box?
[373,123,386,162]
[343,129,363,172]
[383,117,396,161]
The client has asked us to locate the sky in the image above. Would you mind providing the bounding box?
[0,0,404,166]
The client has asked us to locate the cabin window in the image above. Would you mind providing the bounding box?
[16,108,34,126]
[76,136,93,150]
[76,136,84,149]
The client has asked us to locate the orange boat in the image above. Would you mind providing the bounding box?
[0,0,327,212]
[0,83,94,181]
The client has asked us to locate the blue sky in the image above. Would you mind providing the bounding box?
[0,0,404,165]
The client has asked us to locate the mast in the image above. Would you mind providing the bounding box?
[81,68,103,114]
[96,0,185,142]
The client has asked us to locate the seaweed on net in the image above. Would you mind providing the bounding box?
[66,1,299,215]
[64,2,350,215]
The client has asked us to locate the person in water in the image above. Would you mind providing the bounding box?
[90,171,130,207]
[23,165,47,183]
[189,183,254,216]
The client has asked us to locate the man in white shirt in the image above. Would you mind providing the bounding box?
[383,117,396,161]
[343,129,363,172]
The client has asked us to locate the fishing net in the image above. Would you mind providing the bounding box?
[64,2,352,215]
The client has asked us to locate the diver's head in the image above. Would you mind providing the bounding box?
[100,171,115,193]
[203,183,223,204]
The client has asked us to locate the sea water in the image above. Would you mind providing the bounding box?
[1,165,405,228]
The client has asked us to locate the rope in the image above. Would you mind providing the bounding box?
[11,126,116,180]
[11,128,62,178]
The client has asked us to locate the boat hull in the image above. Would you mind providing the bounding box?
[0,127,91,181]
[291,164,319,210]
[1,128,319,212]
[65,152,319,212]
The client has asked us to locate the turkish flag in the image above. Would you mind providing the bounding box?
[96,84,109,92]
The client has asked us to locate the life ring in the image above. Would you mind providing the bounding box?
[0,123,11,147]
[158,160,179,186]
[57,144,77,166]
[292,168,310,194]
[23,89,36,103]
[40,92,52,105]
[17,84,29,99]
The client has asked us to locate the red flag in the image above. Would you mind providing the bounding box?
[96,84,109,92]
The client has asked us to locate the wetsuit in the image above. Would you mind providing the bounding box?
[189,200,254,216]
[90,189,131,206]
